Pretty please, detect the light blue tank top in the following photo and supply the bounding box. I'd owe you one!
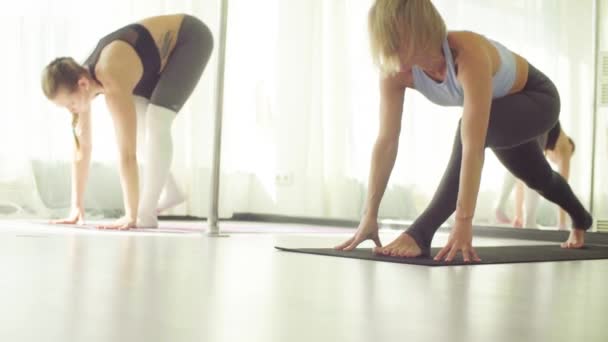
[411,36,516,107]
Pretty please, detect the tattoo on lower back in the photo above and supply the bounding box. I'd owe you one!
[159,31,174,60]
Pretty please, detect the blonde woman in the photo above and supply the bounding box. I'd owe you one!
[42,14,213,229]
[336,0,592,262]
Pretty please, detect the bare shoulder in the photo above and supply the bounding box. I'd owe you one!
[448,31,491,59]
[448,31,485,43]
[381,69,413,91]
[448,31,498,80]
[95,41,143,91]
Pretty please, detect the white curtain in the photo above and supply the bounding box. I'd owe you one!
[0,0,597,226]
[219,0,596,225]
[0,0,220,218]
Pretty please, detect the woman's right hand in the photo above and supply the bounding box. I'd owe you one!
[335,215,382,251]
[51,207,85,225]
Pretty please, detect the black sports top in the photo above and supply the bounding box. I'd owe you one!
[84,24,161,98]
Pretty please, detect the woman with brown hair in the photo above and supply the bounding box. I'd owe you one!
[42,14,213,229]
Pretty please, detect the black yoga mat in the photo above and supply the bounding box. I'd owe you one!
[275,245,608,266]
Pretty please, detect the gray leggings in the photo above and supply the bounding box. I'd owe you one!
[406,64,593,256]
[150,15,214,112]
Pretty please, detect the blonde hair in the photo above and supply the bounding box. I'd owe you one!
[368,0,446,75]
[41,57,88,149]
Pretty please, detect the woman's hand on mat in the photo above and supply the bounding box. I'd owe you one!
[51,208,85,225]
[434,218,481,263]
[97,217,136,230]
[335,216,382,251]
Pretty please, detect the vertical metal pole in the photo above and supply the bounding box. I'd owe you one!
[590,0,600,220]
[207,0,229,237]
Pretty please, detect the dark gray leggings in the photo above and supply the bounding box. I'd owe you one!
[406,64,593,256]
[150,15,214,112]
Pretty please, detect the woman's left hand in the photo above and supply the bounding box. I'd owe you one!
[97,217,136,230]
[434,218,481,263]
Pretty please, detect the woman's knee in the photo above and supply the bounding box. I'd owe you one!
[522,169,554,192]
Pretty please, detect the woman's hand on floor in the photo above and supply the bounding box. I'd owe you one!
[335,215,382,251]
[434,218,481,263]
[51,207,85,225]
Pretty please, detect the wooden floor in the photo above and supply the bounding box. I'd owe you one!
[0,220,606,342]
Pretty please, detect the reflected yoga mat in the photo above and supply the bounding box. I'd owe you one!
[275,245,608,266]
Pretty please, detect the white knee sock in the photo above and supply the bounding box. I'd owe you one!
[157,173,186,213]
[134,96,183,214]
[134,96,150,160]
[137,104,177,228]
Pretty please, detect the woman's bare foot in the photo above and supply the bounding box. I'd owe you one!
[495,209,511,224]
[561,228,585,249]
[512,216,523,229]
[373,233,422,258]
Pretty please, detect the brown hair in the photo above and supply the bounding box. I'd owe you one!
[369,0,447,75]
[41,57,88,149]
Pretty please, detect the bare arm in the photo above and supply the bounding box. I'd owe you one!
[364,75,406,218]
[53,110,93,224]
[335,73,406,250]
[71,110,93,212]
[434,37,493,262]
[105,89,139,224]
[94,41,142,227]
[454,44,493,222]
